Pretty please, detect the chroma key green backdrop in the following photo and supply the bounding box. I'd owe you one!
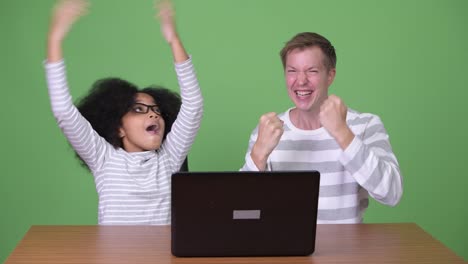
[0,0,466,262]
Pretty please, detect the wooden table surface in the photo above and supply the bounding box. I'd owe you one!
[5,223,464,264]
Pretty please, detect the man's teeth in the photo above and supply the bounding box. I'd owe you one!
[295,91,312,96]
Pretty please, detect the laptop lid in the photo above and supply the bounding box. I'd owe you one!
[171,171,320,257]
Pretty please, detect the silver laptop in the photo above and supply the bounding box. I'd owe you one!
[171,171,320,257]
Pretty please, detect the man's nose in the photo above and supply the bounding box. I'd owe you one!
[297,71,308,85]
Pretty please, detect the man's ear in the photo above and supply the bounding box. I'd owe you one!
[327,68,336,86]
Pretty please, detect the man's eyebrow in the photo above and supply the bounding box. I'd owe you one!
[285,66,319,70]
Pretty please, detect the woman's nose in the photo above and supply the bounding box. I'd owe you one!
[149,113,159,119]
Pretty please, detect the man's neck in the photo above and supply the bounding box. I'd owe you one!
[289,108,321,130]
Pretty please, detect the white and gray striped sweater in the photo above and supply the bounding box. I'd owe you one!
[45,57,203,225]
[241,108,403,223]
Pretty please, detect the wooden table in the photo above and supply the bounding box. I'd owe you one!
[5,223,464,263]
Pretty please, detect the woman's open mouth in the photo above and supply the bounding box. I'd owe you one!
[146,124,159,135]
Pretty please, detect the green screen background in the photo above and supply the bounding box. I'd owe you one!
[1,0,467,261]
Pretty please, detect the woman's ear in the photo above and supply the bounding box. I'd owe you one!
[119,127,125,138]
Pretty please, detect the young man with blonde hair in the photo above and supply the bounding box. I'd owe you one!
[241,32,403,224]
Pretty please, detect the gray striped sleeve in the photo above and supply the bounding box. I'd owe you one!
[45,60,111,173]
[341,114,403,206]
[161,56,203,171]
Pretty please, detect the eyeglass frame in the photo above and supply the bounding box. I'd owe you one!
[129,103,162,115]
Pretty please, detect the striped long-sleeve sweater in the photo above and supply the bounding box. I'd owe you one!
[45,57,203,225]
[241,108,402,224]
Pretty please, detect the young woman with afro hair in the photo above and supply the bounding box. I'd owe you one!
[44,0,203,225]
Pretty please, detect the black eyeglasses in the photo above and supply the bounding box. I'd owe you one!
[130,103,161,115]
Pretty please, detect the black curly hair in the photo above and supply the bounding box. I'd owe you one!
[75,77,182,165]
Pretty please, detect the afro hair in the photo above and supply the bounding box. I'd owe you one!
[74,77,183,169]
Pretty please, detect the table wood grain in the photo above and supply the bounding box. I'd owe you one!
[5,223,464,264]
